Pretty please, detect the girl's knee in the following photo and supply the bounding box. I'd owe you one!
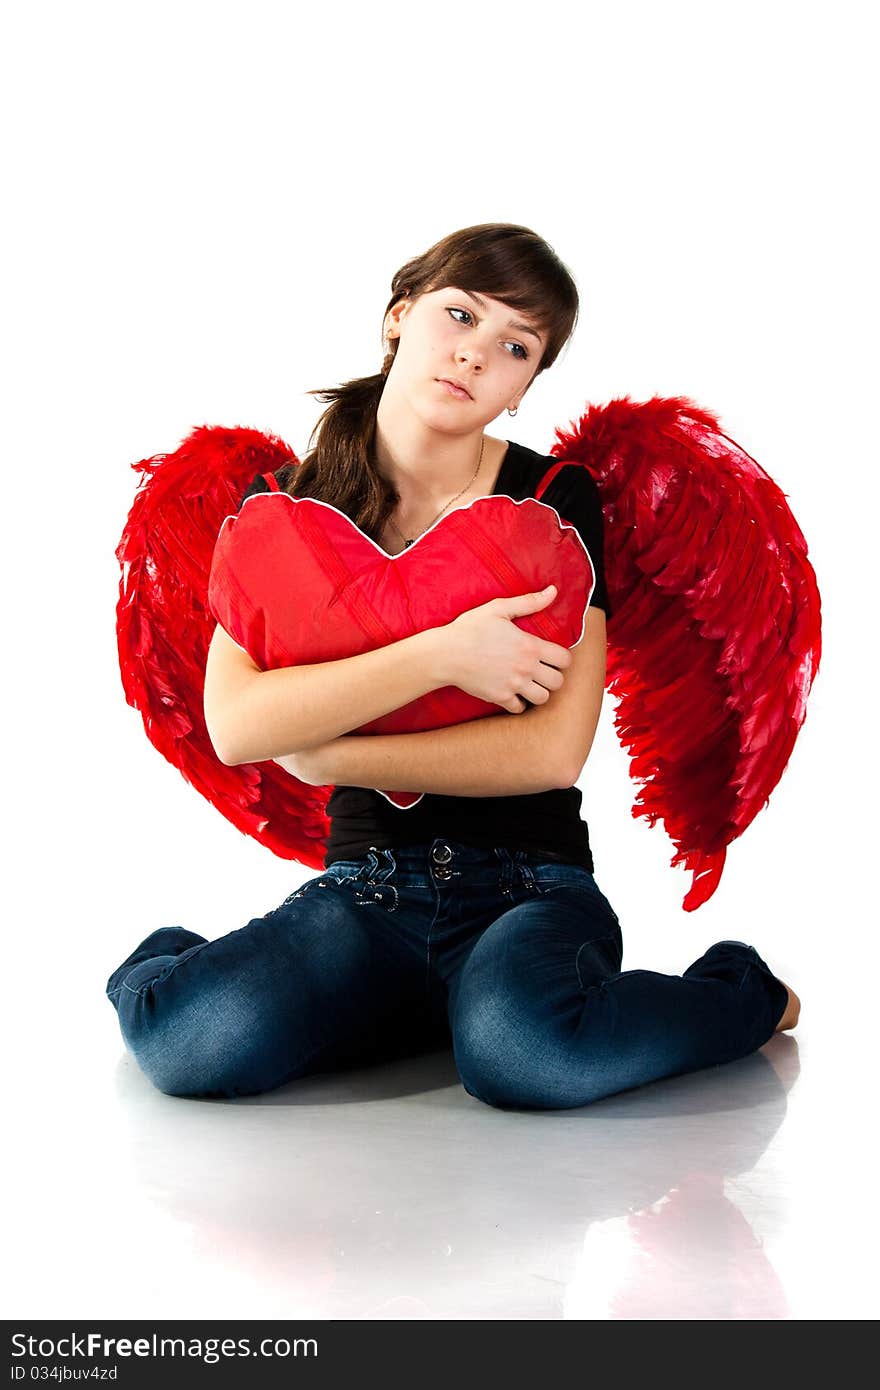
[452,987,542,1108]
[130,1028,315,1099]
[452,981,614,1111]
[113,977,318,1099]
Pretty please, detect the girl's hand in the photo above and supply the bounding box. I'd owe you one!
[443,584,571,713]
[272,744,336,786]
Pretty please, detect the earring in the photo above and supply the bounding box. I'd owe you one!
[507,405,518,416]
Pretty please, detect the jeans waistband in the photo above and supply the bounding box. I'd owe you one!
[328,840,569,896]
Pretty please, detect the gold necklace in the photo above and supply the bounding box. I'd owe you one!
[387,435,485,549]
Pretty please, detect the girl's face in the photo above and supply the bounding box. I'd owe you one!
[384,285,545,425]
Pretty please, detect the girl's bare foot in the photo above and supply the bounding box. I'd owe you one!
[775,981,801,1031]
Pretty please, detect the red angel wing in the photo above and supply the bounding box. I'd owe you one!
[115,423,332,870]
[547,394,822,911]
[116,400,822,910]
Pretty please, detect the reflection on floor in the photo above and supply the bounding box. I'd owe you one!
[13,1018,874,1321]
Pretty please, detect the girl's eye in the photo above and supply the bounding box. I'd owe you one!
[446,306,529,360]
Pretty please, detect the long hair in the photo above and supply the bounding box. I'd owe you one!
[278,222,580,541]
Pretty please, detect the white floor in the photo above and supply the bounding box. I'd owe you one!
[7,940,875,1321]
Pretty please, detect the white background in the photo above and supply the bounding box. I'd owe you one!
[3,0,876,1321]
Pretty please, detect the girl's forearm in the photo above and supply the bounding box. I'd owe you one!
[310,713,568,797]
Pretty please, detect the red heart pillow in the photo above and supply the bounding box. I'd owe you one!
[207,492,595,806]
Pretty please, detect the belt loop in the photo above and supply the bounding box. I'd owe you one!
[493,846,515,897]
[517,858,539,894]
[352,847,400,912]
[361,847,396,887]
[374,848,396,885]
[358,848,381,885]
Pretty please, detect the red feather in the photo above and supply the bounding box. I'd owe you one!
[115,423,331,871]
[549,394,822,909]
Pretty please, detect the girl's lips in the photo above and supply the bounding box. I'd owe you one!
[437,378,472,400]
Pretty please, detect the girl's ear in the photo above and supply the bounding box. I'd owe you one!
[386,294,413,339]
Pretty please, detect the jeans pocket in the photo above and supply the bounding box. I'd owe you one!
[524,864,621,925]
[528,864,600,897]
[279,876,333,907]
[328,850,403,913]
[351,878,401,913]
[280,864,400,913]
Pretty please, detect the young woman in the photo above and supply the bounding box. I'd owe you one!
[106,222,799,1106]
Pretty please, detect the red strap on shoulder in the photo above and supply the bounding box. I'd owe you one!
[533,460,568,500]
[261,472,281,491]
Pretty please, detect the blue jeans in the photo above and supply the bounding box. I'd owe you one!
[105,839,789,1108]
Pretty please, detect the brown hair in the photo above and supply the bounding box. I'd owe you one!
[278,222,579,541]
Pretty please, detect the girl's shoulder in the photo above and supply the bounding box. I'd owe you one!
[237,463,298,510]
[499,439,587,501]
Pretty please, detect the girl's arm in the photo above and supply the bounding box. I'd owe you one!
[274,708,569,797]
[275,607,606,796]
[205,620,451,765]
